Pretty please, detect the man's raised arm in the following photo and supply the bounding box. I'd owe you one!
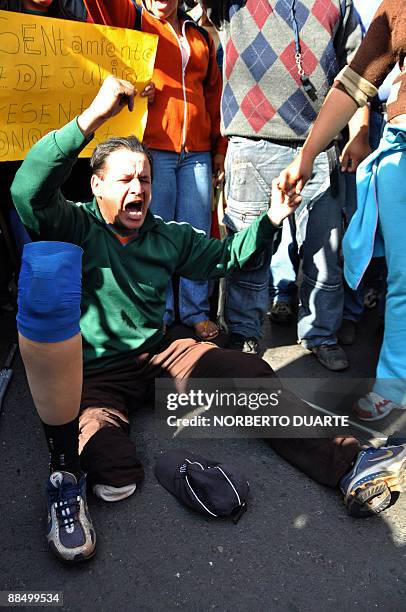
[11,77,136,243]
[77,76,135,137]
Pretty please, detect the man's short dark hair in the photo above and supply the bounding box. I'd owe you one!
[90,136,154,182]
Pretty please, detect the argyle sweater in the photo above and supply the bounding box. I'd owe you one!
[203,0,361,142]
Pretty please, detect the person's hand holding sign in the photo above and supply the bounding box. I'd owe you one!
[78,76,136,137]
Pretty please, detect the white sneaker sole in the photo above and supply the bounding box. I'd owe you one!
[345,447,406,502]
[92,483,137,502]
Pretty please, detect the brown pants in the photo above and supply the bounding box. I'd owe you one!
[79,325,360,488]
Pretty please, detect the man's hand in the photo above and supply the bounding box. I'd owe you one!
[277,151,314,197]
[212,153,225,187]
[267,179,301,227]
[141,82,156,105]
[77,76,136,137]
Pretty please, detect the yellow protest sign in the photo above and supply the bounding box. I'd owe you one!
[0,10,158,161]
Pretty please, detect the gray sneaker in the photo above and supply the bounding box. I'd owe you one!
[46,471,96,563]
[311,344,348,371]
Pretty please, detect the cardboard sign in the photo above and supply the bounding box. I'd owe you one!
[0,9,158,160]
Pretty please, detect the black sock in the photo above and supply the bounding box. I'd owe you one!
[41,417,82,479]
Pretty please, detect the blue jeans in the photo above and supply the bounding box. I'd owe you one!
[342,172,364,322]
[269,215,299,303]
[224,137,344,347]
[369,109,387,151]
[149,149,212,326]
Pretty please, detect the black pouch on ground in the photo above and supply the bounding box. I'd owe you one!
[155,449,249,522]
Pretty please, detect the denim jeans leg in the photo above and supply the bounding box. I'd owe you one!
[269,216,299,304]
[149,150,178,325]
[175,151,213,326]
[223,138,293,338]
[343,172,364,322]
[369,110,386,151]
[295,148,344,348]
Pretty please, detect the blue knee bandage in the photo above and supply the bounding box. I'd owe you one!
[17,241,83,342]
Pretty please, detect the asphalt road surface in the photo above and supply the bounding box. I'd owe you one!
[1,306,405,612]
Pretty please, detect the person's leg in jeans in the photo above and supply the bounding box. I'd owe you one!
[150,150,217,338]
[340,172,365,345]
[224,138,294,351]
[175,151,215,335]
[17,242,95,563]
[149,150,178,326]
[295,147,347,371]
[224,138,347,367]
[268,216,299,324]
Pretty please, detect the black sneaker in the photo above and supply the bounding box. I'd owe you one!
[46,471,96,563]
[269,301,294,324]
[228,333,259,355]
[311,343,348,371]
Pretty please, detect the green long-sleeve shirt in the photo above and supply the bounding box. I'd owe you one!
[12,119,277,370]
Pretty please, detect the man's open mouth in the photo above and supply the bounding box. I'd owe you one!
[124,201,144,216]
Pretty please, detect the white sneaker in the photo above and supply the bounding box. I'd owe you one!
[354,392,402,421]
[92,483,137,502]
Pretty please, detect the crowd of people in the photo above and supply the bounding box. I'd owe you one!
[0,0,405,564]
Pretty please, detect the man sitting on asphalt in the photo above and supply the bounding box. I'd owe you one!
[12,76,406,564]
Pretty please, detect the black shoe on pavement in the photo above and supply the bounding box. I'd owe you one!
[337,319,357,345]
[311,344,348,371]
[228,333,259,355]
[269,301,294,324]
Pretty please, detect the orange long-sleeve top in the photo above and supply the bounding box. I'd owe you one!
[84,0,227,156]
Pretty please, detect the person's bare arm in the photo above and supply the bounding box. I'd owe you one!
[340,105,371,173]
[278,87,358,195]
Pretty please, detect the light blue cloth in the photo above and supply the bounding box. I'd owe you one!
[343,124,406,290]
[372,138,406,405]
[343,124,406,404]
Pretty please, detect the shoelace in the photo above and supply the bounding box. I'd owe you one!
[50,483,81,531]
